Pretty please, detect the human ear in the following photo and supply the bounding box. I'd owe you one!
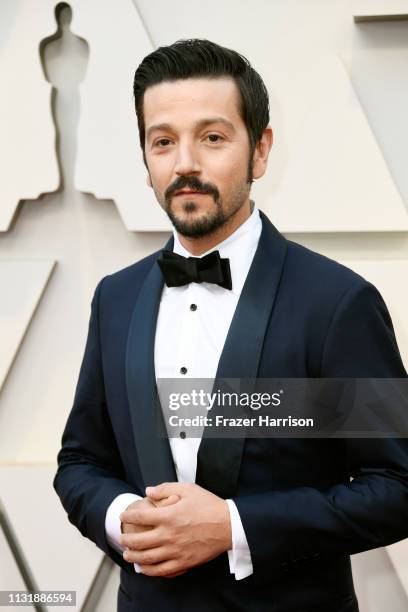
[146,173,152,188]
[252,126,273,180]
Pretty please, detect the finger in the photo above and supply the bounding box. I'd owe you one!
[146,482,182,500]
[121,521,154,536]
[152,494,180,508]
[120,527,164,551]
[120,506,166,527]
[123,545,172,565]
[140,559,184,578]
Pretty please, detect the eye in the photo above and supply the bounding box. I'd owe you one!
[154,138,172,148]
[205,134,224,143]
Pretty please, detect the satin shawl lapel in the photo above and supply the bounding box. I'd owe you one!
[125,235,178,488]
[196,212,288,498]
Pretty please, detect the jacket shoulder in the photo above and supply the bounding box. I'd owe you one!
[284,238,372,297]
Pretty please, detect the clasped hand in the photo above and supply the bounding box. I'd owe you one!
[119,482,232,578]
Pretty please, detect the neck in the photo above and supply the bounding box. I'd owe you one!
[177,199,252,256]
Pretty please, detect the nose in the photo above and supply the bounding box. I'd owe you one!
[174,139,201,176]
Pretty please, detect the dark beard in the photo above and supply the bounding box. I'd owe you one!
[166,200,228,238]
[162,171,251,238]
[164,175,225,238]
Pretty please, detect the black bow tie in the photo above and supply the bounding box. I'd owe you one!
[157,249,232,290]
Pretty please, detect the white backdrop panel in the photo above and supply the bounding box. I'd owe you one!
[0,466,103,612]
[70,0,169,231]
[354,0,408,20]
[0,1,59,232]
[269,55,408,232]
[387,540,408,600]
[0,260,55,392]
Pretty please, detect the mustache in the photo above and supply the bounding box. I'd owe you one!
[164,176,220,202]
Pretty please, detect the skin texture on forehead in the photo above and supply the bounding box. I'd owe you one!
[143,76,246,143]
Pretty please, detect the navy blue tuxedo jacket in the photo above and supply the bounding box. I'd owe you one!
[54,211,408,612]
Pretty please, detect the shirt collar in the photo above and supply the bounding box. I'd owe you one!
[171,201,262,295]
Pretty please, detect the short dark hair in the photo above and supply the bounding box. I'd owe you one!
[133,39,270,163]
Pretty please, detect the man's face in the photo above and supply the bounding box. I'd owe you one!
[143,77,253,238]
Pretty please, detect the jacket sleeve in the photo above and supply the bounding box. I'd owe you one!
[233,279,408,579]
[53,278,140,573]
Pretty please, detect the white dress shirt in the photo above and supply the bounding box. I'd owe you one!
[105,202,262,580]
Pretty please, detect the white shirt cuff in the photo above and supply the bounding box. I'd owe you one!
[104,492,143,574]
[226,499,253,580]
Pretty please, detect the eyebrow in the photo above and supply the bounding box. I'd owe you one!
[146,117,236,140]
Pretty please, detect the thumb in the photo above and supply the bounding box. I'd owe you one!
[146,482,179,499]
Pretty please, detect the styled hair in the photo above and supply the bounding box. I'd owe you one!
[133,39,270,163]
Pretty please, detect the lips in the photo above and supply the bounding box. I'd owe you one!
[174,189,207,196]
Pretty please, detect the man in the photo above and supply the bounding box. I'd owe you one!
[54,39,408,611]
